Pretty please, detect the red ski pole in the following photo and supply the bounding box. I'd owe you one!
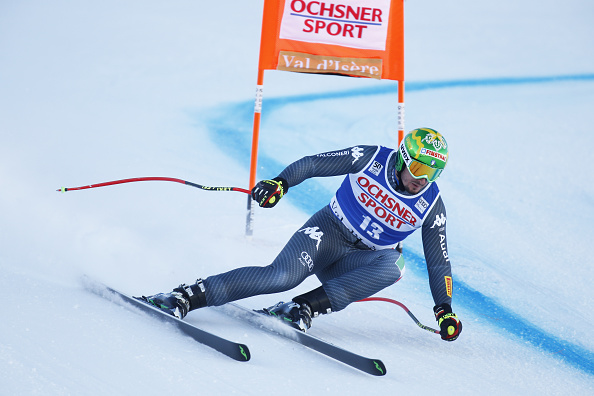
[57,177,251,194]
[358,297,440,334]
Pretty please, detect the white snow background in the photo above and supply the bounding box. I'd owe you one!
[1,0,593,394]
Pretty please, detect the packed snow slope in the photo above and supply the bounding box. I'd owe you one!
[1,1,593,395]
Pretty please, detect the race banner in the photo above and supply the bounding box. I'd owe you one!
[246,0,405,236]
[258,0,404,80]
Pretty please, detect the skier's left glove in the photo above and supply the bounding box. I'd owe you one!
[251,177,288,208]
[433,303,462,341]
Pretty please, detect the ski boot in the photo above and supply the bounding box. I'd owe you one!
[260,301,313,331]
[260,286,333,332]
[137,279,207,320]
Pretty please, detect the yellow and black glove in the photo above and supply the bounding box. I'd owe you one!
[434,303,462,341]
[251,177,288,208]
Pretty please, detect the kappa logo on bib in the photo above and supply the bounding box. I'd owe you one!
[279,0,392,50]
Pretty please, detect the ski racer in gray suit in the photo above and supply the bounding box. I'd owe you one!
[142,128,462,341]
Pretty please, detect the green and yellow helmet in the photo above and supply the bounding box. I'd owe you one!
[396,128,449,182]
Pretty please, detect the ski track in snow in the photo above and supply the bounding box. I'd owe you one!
[203,73,594,377]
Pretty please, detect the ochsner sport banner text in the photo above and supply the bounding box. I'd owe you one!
[279,0,391,50]
[258,0,404,80]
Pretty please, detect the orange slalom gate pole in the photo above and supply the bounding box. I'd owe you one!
[246,69,265,237]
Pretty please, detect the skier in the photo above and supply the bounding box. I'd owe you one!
[141,127,462,341]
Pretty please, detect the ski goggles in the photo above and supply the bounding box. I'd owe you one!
[406,158,443,182]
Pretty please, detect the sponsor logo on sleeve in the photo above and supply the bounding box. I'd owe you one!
[439,233,449,262]
[351,146,364,163]
[317,150,350,158]
[445,276,453,297]
[430,213,446,229]
[316,147,364,163]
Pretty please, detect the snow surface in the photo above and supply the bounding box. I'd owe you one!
[1,0,593,395]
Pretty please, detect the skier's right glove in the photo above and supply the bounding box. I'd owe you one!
[433,303,462,341]
[251,177,288,208]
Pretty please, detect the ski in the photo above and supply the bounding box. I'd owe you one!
[82,277,250,362]
[218,303,386,376]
